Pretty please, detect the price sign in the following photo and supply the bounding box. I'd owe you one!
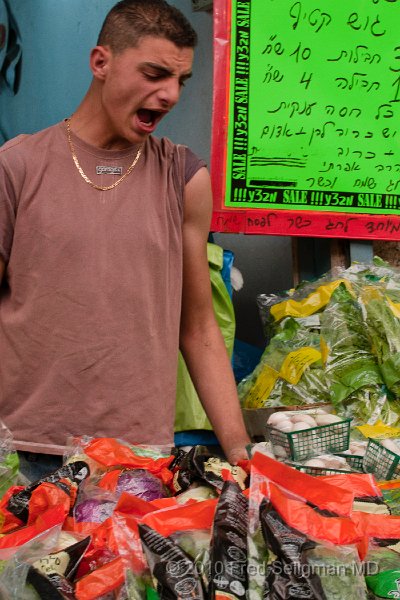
[211,0,400,239]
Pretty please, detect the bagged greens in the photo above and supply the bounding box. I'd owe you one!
[364,546,400,599]
[238,318,330,409]
[248,258,400,425]
[320,283,397,426]
[360,286,400,406]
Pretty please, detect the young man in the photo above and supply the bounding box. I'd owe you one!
[0,0,250,478]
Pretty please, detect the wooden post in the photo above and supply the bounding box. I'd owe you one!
[329,238,349,271]
[373,241,400,267]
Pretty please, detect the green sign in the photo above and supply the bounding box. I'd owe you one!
[226,0,400,214]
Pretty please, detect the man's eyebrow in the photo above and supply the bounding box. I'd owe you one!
[140,62,193,80]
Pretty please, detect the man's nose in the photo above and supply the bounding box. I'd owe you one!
[159,79,181,108]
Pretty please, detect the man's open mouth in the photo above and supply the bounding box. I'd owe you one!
[137,108,163,126]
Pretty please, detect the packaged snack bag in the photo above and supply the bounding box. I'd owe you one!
[27,536,91,599]
[209,481,248,600]
[170,445,248,495]
[6,461,90,524]
[139,498,216,598]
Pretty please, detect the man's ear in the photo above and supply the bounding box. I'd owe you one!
[90,46,111,80]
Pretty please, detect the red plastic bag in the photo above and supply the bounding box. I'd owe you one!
[75,556,125,600]
[319,472,382,500]
[268,482,362,546]
[84,438,174,485]
[251,451,354,516]
[0,505,66,557]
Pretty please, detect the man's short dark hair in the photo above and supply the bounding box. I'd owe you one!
[97,0,198,53]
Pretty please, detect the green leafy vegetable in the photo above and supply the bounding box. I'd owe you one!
[238,319,330,409]
[320,284,394,425]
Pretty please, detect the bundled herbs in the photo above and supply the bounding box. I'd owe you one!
[320,283,396,426]
[361,287,400,408]
[241,259,400,426]
[257,276,346,340]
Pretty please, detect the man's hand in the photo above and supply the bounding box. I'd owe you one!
[224,441,251,465]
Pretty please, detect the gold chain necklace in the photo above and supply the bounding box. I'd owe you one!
[66,118,143,191]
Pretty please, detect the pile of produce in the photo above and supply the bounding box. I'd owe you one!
[1,422,400,599]
[240,258,400,427]
[0,431,251,600]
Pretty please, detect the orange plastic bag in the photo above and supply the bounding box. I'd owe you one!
[75,556,125,600]
[251,451,354,516]
[268,482,362,546]
[84,438,174,485]
[0,505,66,557]
[319,472,382,499]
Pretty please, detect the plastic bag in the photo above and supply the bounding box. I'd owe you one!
[0,523,66,597]
[257,275,350,339]
[321,283,396,426]
[253,458,368,599]
[360,286,400,408]
[247,450,356,600]
[364,542,400,599]
[26,536,91,598]
[5,461,90,527]
[238,318,330,409]
[209,481,248,600]
[0,421,19,500]
[170,445,248,495]
[139,499,216,599]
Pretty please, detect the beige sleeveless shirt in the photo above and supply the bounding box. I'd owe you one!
[0,122,199,453]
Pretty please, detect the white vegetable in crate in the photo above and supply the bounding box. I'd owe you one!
[320,455,347,469]
[291,414,318,427]
[314,414,343,426]
[272,445,288,459]
[275,419,293,432]
[304,458,326,468]
[308,430,327,455]
[291,421,313,432]
[381,438,400,455]
[304,454,347,470]
[343,441,367,456]
[267,412,290,427]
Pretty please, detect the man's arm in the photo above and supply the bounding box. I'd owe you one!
[0,256,4,281]
[179,167,250,464]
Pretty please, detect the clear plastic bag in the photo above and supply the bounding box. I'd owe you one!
[0,421,20,499]
[321,283,397,426]
[238,318,330,409]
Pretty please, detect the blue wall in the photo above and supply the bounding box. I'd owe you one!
[0,0,214,161]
